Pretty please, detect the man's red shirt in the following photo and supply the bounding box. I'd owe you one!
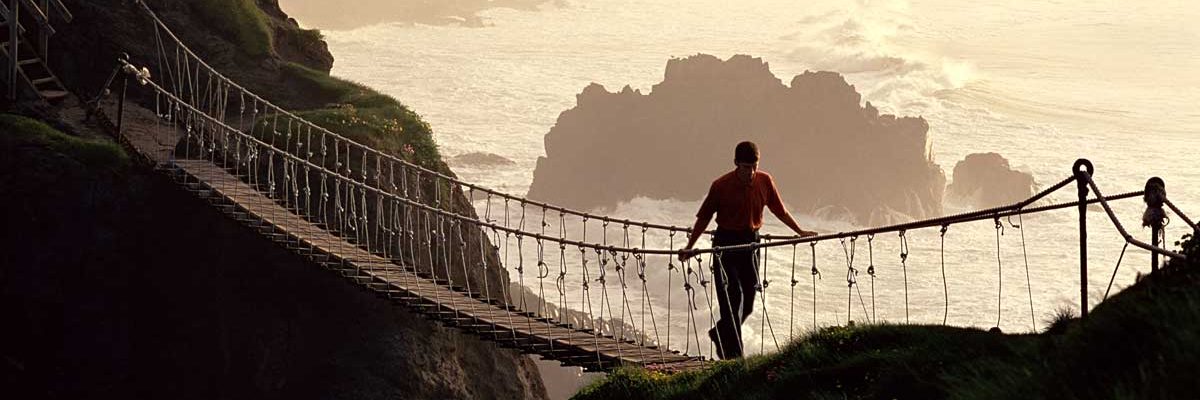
[696,170,786,232]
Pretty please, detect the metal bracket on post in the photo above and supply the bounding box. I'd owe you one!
[1143,177,1167,273]
[1074,159,1093,320]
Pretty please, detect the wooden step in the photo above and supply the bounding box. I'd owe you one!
[35,87,69,104]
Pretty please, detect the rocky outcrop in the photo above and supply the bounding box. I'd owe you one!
[946,152,1036,209]
[449,151,517,167]
[56,0,333,110]
[527,54,945,225]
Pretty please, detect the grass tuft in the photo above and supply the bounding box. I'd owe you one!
[0,114,129,171]
[277,62,443,171]
[191,0,273,57]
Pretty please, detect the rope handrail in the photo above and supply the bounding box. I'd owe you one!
[1081,174,1186,260]
[138,71,1176,260]
[1165,199,1198,232]
[142,75,1168,261]
[143,72,1153,259]
[129,0,694,234]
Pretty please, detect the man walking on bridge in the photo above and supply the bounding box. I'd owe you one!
[679,141,818,359]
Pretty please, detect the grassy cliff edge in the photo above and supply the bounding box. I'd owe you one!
[576,235,1200,399]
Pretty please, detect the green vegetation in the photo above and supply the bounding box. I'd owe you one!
[577,237,1200,399]
[0,114,129,171]
[192,0,273,57]
[279,62,444,171]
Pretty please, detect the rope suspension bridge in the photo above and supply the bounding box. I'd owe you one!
[79,0,1196,373]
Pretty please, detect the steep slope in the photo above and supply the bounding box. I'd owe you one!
[2,0,548,397]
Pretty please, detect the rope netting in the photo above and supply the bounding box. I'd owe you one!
[109,0,1196,367]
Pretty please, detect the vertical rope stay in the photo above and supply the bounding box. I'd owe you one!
[1017,213,1037,331]
[840,236,871,325]
[940,225,949,325]
[665,230,676,359]
[867,234,876,324]
[760,244,779,352]
[994,218,1004,328]
[810,242,820,331]
[899,230,910,324]
[1103,243,1130,302]
[788,243,798,340]
[712,250,737,359]
[700,253,722,361]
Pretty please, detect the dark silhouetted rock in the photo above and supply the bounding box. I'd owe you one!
[449,151,517,167]
[527,54,945,225]
[947,152,1036,209]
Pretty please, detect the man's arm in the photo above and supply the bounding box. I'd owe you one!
[681,183,719,261]
[682,214,712,255]
[765,175,817,237]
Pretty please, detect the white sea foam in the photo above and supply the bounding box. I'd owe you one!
[321,0,1200,357]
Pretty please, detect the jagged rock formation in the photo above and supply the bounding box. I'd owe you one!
[527,54,945,225]
[946,152,1036,209]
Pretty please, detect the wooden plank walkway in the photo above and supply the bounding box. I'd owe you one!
[164,158,707,372]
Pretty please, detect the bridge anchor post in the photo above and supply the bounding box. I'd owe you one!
[1143,177,1167,273]
[1075,159,1093,320]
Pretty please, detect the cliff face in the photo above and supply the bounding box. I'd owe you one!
[2,1,547,398]
[55,0,333,110]
[0,124,543,398]
[527,54,945,225]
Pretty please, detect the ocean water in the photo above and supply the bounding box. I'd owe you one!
[318,0,1199,357]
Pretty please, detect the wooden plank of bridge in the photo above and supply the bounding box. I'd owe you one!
[170,159,706,371]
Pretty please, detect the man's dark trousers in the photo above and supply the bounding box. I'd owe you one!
[710,229,759,359]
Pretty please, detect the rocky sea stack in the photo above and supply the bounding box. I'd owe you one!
[527,54,945,225]
[947,152,1037,209]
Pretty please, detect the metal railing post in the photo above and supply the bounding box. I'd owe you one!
[1143,177,1166,273]
[1075,159,1093,319]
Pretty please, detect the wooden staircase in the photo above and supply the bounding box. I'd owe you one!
[0,0,71,103]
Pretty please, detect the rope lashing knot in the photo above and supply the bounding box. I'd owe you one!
[810,242,821,278]
[866,234,876,276]
[1143,177,1168,229]
[633,252,647,280]
[995,217,1005,236]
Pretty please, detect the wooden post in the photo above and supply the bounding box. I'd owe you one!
[1074,159,1093,319]
[1144,177,1166,273]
